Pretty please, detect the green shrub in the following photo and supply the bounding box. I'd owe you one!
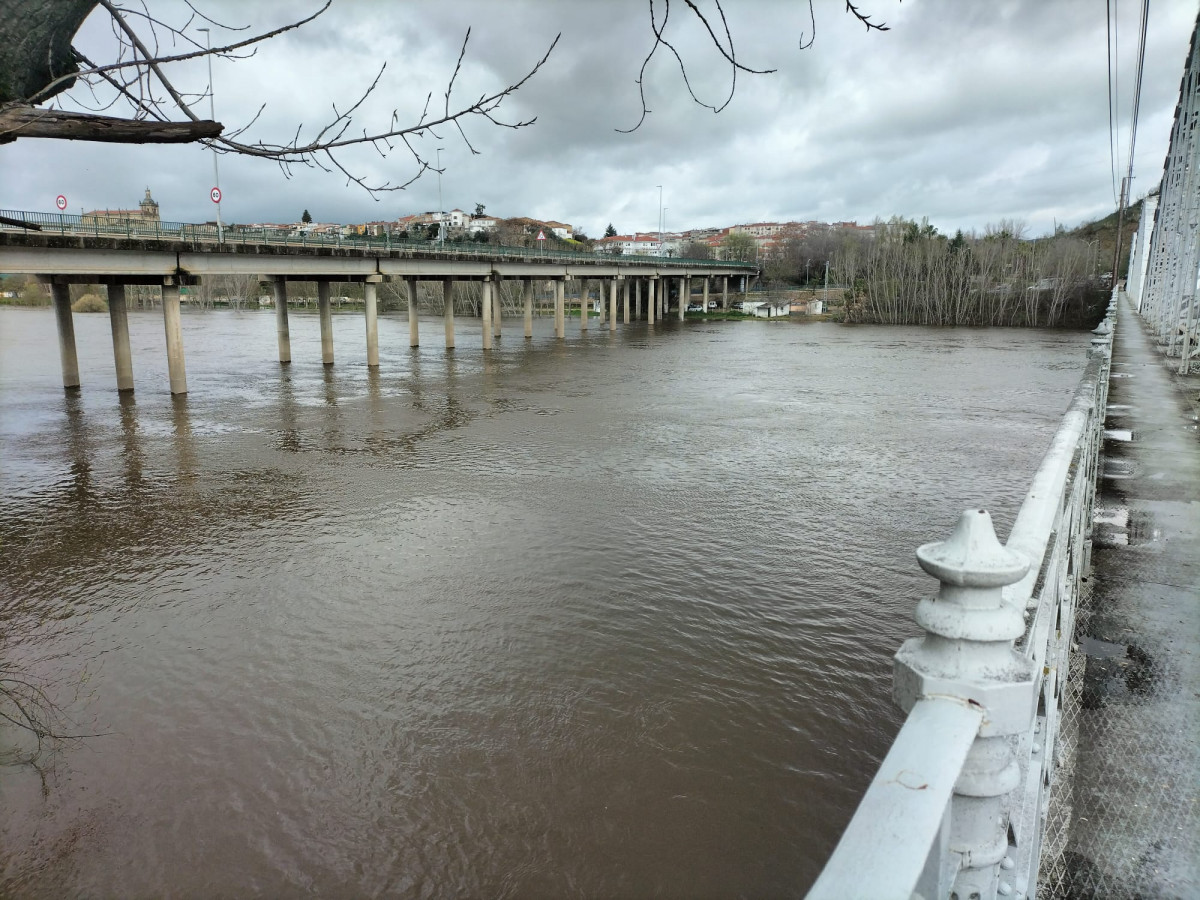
[72,293,108,313]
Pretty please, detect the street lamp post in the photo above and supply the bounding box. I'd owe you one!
[436,147,445,246]
[197,28,223,243]
[663,208,668,256]
[656,185,663,258]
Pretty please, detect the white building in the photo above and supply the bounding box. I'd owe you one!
[750,299,791,318]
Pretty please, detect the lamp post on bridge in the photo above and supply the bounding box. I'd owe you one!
[197,28,223,244]
[656,185,663,258]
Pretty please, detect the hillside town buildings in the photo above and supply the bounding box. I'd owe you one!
[71,190,872,263]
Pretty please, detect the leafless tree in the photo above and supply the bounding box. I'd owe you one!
[834,217,1102,328]
[1,0,560,197]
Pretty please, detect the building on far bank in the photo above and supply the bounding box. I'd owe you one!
[82,188,160,225]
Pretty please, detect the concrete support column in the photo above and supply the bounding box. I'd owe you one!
[596,282,605,325]
[555,280,566,338]
[482,278,494,350]
[648,278,656,324]
[678,276,687,320]
[635,279,643,320]
[51,282,81,390]
[162,282,188,395]
[623,278,631,325]
[492,280,502,339]
[107,283,134,391]
[523,279,534,339]
[443,277,456,349]
[609,279,618,332]
[317,280,334,365]
[702,276,710,313]
[660,280,668,319]
[272,280,292,363]
[722,275,729,310]
[580,281,589,332]
[406,276,419,347]
[364,275,381,367]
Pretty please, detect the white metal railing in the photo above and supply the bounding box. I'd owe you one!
[1135,14,1200,374]
[808,298,1115,900]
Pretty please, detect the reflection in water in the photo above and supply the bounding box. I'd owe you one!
[0,308,1092,898]
[117,393,143,486]
[171,396,196,478]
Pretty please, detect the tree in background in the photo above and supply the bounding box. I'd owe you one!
[681,240,711,260]
[604,223,618,237]
[301,209,312,224]
[474,203,486,217]
[720,231,756,262]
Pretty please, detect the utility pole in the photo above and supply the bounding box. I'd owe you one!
[436,147,445,246]
[198,27,223,243]
[1111,175,1131,288]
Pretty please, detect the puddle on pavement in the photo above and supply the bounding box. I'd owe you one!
[1092,506,1159,548]
[1080,637,1159,708]
[1102,459,1136,480]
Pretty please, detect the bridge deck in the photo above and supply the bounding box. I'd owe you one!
[1049,292,1200,896]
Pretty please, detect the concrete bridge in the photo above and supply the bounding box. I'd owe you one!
[0,217,757,396]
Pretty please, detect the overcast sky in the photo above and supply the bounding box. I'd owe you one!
[3,0,1196,237]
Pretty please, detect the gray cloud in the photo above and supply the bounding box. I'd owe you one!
[2,0,1194,237]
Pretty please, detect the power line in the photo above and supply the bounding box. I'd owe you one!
[1125,0,1150,189]
[1106,0,1119,204]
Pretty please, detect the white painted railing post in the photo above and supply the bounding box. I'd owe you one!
[894,510,1037,900]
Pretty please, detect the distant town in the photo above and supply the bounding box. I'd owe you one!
[78,189,876,262]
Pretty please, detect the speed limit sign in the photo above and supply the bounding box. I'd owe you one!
[56,194,67,210]
[210,186,222,204]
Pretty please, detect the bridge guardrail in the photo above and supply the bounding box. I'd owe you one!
[807,294,1115,900]
[0,209,756,271]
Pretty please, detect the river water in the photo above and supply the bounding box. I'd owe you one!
[0,306,1089,897]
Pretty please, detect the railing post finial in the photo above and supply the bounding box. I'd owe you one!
[895,509,1036,900]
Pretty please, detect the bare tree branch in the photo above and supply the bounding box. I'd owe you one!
[618,0,893,132]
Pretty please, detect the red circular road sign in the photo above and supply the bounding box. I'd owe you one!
[210,186,222,204]
[56,194,67,210]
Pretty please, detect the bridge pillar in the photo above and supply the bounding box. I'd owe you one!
[482,277,494,350]
[443,277,456,349]
[623,278,631,325]
[317,280,334,365]
[647,278,656,324]
[161,281,188,395]
[523,279,534,339]
[554,279,565,339]
[677,276,687,320]
[492,278,502,340]
[580,281,589,332]
[722,275,729,310]
[702,276,709,312]
[609,279,618,332]
[51,281,80,390]
[660,279,668,319]
[596,281,605,326]
[271,279,291,363]
[634,279,642,320]
[364,275,381,367]
[107,283,134,391]
[406,276,419,347]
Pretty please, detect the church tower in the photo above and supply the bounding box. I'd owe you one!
[139,187,160,222]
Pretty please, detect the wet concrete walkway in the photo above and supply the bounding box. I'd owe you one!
[1060,293,1200,897]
